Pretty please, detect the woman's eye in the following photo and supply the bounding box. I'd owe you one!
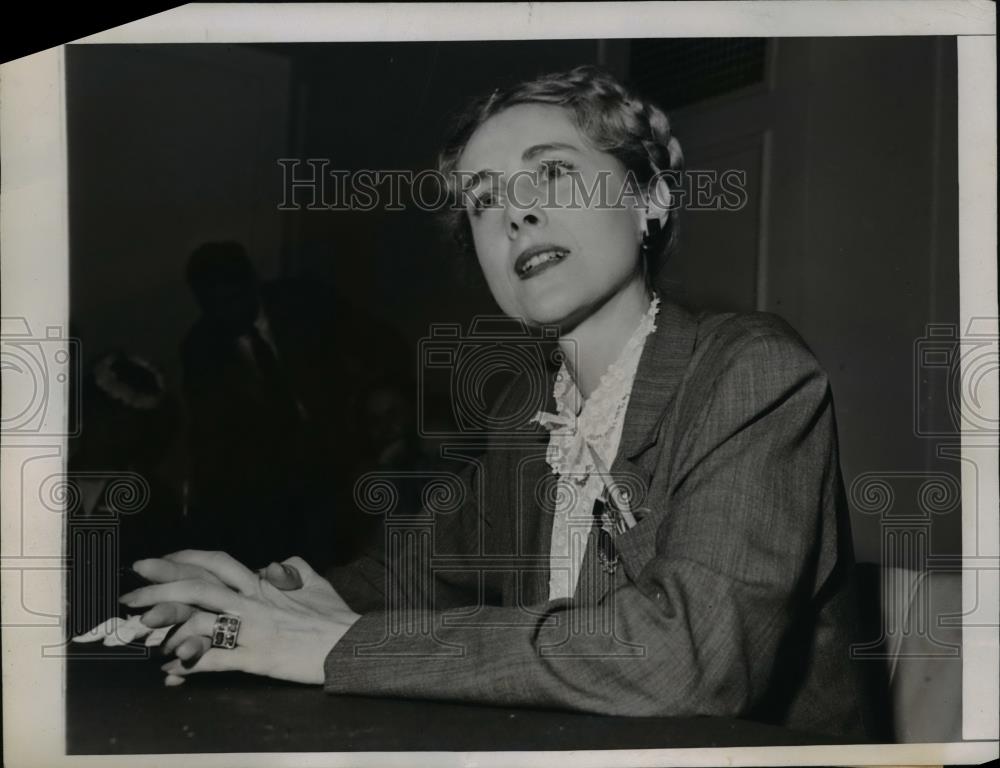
[470,196,489,217]
[470,192,499,218]
[541,160,573,180]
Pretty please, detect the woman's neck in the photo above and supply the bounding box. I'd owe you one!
[557,276,651,399]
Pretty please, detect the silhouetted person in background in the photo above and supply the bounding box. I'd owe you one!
[181,242,308,567]
[181,241,393,568]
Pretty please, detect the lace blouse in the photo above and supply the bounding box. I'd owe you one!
[532,296,661,600]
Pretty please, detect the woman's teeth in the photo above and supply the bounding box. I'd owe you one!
[519,250,566,276]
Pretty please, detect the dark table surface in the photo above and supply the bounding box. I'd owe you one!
[67,644,849,754]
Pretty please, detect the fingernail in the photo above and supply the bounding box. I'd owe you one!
[118,591,135,604]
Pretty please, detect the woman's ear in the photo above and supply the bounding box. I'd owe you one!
[643,177,672,234]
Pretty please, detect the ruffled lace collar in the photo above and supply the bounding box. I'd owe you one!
[532,295,660,482]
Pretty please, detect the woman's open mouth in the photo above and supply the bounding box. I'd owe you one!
[514,245,570,279]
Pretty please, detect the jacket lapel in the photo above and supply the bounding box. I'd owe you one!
[614,299,699,462]
[601,299,699,592]
[508,360,559,608]
[511,300,699,607]
[517,453,556,606]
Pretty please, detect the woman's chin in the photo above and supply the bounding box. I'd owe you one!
[514,291,581,329]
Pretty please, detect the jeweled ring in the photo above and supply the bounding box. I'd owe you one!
[211,614,241,649]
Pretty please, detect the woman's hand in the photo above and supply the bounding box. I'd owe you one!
[122,550,360,686]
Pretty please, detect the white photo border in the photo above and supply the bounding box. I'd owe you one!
[1,3,996,766]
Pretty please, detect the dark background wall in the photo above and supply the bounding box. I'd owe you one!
[66,38,960,564]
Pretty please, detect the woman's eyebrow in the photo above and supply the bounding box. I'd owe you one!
[459,143,579,191]
[522,142,579,161]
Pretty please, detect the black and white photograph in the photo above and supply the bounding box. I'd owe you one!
[1,3,997,766]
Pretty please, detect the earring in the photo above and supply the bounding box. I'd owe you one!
[639,177,671,243]
[647,178,672,228]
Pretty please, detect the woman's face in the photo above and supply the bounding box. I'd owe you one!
[456,104,645,328]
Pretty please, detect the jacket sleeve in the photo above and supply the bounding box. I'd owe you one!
[323,325,842,717]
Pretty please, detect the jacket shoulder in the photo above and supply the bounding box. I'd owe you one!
[690,309,825,379]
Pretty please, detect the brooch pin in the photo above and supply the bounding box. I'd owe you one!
[586,443,639,533]
[597,528,620,575]
[587,444,641,579]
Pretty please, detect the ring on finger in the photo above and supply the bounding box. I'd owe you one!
[210,614,241,650]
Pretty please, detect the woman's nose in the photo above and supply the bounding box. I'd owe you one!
[506,210,544,238]
[504,170,548,240]
[504,176,547,237]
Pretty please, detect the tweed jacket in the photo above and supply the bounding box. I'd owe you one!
[324,299,872,740]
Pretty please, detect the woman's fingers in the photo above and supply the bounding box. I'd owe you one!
[261,561,303,591]
[161,647,252,677]
[132,558,226,587]
[162,550,260,595]
[120,579,242,614]
[174,635,212,665]
[161,610,216,655]
[139,601,196,628]
[282,556,318,585]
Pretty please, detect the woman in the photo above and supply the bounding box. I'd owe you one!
[120,66,873,739]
